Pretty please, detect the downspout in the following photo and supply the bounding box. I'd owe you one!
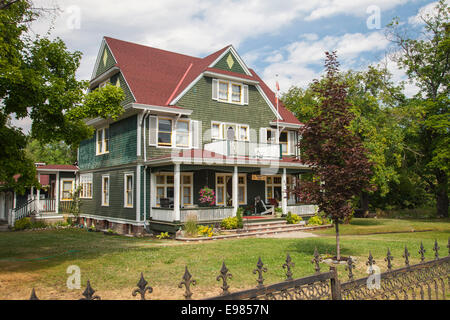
[141,111,151,227]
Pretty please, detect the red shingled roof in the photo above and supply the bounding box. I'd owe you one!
[36,165,78,171]
[102,37,302,126]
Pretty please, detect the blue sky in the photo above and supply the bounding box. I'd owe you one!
[14,0,440,132]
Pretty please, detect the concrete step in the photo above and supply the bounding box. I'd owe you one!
[0,224,10,232]
[242,223,307,233]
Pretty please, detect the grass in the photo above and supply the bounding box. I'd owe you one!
[0,218,449,300]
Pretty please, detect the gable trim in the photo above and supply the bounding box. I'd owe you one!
[255,85,283,120]
[169,73,204,106]
[208,46,252,76]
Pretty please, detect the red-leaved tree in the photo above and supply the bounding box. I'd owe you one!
[295,52,374,260]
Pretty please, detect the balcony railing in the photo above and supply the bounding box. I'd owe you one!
[204,140,282,160]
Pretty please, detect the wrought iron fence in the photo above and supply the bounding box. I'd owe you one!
[27,238,450,300]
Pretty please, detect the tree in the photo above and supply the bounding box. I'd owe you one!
[25,139,77,165]
[283,66,405,212]
[386,0,449,217]
[294,52,374,260]
[0,1,125,194]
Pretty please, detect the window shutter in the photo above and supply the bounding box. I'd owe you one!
[288,131,296,155]
[149,116,158,146]
[259,128,267,144]
[212,79,218,100]
[243,85,249,105]
[191,120,202,149]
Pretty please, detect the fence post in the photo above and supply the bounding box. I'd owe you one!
[330,266,342,300]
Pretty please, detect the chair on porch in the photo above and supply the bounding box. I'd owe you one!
[254,196,273,216]
[160,198,173,209]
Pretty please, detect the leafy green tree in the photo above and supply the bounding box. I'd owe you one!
[283,66,405,211]
[0,1,125,194]
[25,139,77,165]
[386,0,449,217]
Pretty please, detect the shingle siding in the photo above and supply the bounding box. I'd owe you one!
[78,115,138,170]
[213,52,247,75]
[95,45,116,78]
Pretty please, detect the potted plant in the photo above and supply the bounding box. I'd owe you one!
[198,187,216,207]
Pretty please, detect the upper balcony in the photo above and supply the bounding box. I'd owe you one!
[204,140,282,160]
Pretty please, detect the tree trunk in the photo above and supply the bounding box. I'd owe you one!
[335,222,341,261]
[360,192,369,215]
[436,170,448,217]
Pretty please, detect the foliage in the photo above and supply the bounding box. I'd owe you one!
[0,1,124,194]
[156,232,170,240]
[236,208,244,229]
[25,139,77,165]
[183,214,198,237]
[13,217,32,231]
[198,187,216,206]
[293,52,374,259]
[220,217,238,230]
[307,215,324,226]
[286,212,302,225]
[197,225,214,237]
[386,0,449,217]
[68,186,82,217]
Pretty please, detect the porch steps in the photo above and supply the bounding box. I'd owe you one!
[176,221,332,242]
[0,221,9,232]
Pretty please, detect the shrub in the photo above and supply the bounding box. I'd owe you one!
[31,220,48,229]
[286,212,302,225]
[156,232,170,240]
[236,208,244,229]
[220,217,238,230]
[307,215,323,226]
[14,218,32,231]
[184,214,198,237]
[197,225,214,237]
[198,187,216,206]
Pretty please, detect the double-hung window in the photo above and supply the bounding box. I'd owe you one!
[231,84,242,103]
[219,81,229,101]
[213,79,248,105]
[211,122,249,142]
[124,173,133,208]
[102,175,110,206]
[61,180,74,201]
[80,174,93,199]
[96,127,109,155]
[176,120,190,148]
[158,118,172,147]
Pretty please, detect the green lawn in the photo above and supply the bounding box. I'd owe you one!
[0,218,449,300]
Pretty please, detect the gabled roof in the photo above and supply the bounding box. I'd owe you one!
[99,37,302,126]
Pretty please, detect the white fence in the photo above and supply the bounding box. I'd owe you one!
[287,204,318,216]
[151,207,234,223]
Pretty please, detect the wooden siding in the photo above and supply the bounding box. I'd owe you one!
[212,52,247,75]
[78,115,138,170]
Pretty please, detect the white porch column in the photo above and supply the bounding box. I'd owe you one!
[55,171,60,214]
[282,168,288,215]
[174,163,181,222]
[36,173,41,214]
[233,166,239,216]
[150,169,156,218]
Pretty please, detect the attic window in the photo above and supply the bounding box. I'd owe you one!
[212,79,248,105]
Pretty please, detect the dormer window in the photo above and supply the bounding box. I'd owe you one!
[212,79,248,105]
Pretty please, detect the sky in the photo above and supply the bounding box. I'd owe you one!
[13,0,442,132]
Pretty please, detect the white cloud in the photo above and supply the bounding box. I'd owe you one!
[408,1,441,25]
[261,31,390,90]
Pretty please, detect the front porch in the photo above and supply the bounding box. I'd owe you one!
[145,154,316,232]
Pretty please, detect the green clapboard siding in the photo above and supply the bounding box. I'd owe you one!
[95,45,116,78]
[110,73,136,106]
[78,115,137,170]
[80,167,136,221]
[213,52,247,75]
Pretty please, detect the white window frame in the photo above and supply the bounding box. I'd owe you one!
[101,175,110,207]
[96,127,109,155]
[157,117,173,147]
[155,173,193,207]
[124,173,134,208]
[60,179,75,201]
[214,79,246,105]
[154,117,192,149]
[175,119,191,149]
[80,174,93,199]
[265,175,293,203]
[215,173,247,207]
[210,121,250,142]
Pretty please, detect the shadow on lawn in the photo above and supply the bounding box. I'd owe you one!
[349,219,383,226]
[285,238,353,259]
[0,229,164,273]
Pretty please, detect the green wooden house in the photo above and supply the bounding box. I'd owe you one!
[78,37,315,234]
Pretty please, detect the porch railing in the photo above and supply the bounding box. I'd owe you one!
[151,207,235,223]
[204,140,282,160]
[39,199,56,213]
[8,199,36,227]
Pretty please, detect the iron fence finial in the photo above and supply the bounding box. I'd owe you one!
[366,251,376,274]
[217,262,232,295]
[419,242,426,262]
[385,248,394,271]
[179,266,197,300]
[433,240,440,260]
[132,273,153,300]
[345,257,355,280]
[80,280,100,300]
[253,257,267,288]
[312,247,321,273]
[403,246,410,267]
[283,253,295,281]
[29,288,39,300]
